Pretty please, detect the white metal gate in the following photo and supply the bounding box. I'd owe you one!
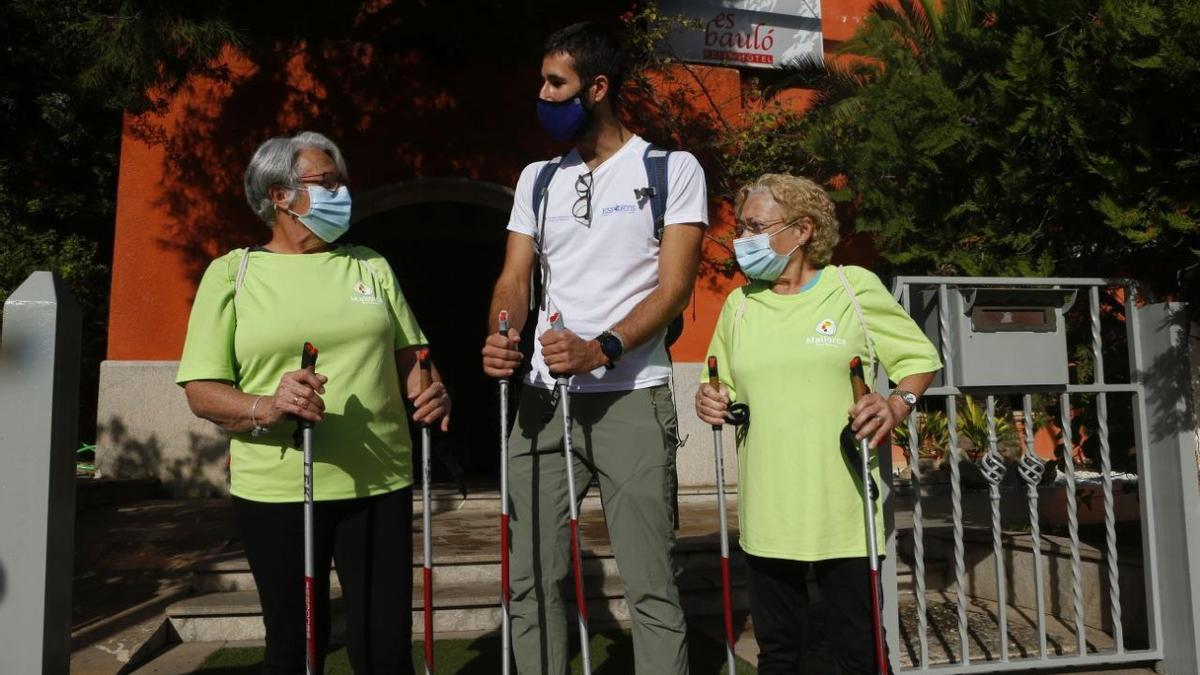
[879,277,1200,673]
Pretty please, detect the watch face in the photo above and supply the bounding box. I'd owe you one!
[899,391,918,404]
[599,334,621,359]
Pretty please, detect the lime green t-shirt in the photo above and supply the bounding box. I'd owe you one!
[704,266,942,561]
[176,245,427,503]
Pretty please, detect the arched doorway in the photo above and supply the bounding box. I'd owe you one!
[348,178,513,489]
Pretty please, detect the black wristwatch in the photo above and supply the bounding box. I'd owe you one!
[595,330,624,369]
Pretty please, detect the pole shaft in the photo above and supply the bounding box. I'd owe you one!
[304,428,316,675]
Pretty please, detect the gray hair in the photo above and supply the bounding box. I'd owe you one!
[243,131,350,225]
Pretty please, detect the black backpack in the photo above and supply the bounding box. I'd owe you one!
[530,143,684,346]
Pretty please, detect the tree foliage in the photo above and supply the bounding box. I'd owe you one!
[778,0,1200,291]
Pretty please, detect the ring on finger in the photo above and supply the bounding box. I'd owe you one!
[292,396,302,407]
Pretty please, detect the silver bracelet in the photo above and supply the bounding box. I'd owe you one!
[250,396,270,437]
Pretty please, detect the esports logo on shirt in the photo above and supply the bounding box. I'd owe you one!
[350,281,383,305]
[807,318,847,347]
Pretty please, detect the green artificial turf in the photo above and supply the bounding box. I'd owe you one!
[194,629,756,674]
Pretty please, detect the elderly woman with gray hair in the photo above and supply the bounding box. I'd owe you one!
[695,174,941,674]
[177,131,449,674]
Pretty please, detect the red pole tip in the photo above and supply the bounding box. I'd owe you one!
[418,347,430,362]
[707,356,717,369]
[849,356,862,369]
[498,310,508,321]
[548,311,560,323]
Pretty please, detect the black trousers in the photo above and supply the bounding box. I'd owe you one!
[746,553,894,675]
[233,488,414,675]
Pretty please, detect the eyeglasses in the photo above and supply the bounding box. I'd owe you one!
[296,171,345,192]
[573,172,593,223]
[734,217,796,238]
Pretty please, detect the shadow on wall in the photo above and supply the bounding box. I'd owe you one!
[1143,305,1195,445]
[130,4,756,295]
[98,416,230,497]
[137,32,559,291]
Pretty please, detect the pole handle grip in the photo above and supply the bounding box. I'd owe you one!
[707,355,720,388]
[849,356,870,402]
[297,343,319,433]
[707,356,722,431]
[549,311,565,332]
[418,348,432,391]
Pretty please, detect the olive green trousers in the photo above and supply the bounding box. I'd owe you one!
[507,384,689,675]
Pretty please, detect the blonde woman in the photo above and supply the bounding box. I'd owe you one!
[695,174,941,674]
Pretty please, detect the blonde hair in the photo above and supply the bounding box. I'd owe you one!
[733,174,840,266]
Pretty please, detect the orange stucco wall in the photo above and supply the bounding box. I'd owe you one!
[107,2,874,363]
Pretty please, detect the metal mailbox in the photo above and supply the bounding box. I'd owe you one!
[911,286,1077,388]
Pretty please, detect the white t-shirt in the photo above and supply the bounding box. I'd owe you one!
[507,135,708,393]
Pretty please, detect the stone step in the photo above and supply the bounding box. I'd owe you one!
[176,490,749,642]
[895,558,951,594]
[414,486,735,514]
[168,577,750,641]
[195,545,746,593]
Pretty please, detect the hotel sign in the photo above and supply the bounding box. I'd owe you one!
[660,0,824,69]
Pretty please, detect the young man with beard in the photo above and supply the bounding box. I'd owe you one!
[481,21,707,675]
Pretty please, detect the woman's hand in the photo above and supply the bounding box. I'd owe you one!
[411,380,451,432]
[695,382,730,427]
[262,368,328,426]
[849,392,906,449]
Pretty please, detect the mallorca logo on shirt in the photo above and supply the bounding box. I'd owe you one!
[350,281,383,305]
[807,317,847,347]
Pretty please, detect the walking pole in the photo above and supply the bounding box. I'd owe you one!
[549,312,592,674]
[497,311,513,675]
[849,356,888,675]
[707,356,738,675]
[419,348,435,675]
[297,342,319,675]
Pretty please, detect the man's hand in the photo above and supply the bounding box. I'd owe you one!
[541,329,607,376]
[482,328,523,378]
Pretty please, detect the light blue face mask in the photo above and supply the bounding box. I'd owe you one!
[733,221,800,281]
[287,184,352,242]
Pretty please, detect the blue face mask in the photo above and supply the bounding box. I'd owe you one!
[287,185,352,242]
[536,96,591,142]
[733,223,800,281]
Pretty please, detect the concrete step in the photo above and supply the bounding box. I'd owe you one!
[414,485,736,515]
[175,489,747,642]
[895,558,950,594]
[169,575,750,641]
[195,544,746,593]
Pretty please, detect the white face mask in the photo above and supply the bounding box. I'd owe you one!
[286,185,352,242]
[733,221,800,281]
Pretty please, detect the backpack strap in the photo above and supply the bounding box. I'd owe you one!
[641,144,670,241]
[234,247,251,300]
[731,285,750,354]
[531,155,566,253]
[834,265,879,385]
[529,155,565,312]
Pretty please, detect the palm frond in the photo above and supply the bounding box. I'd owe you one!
[769,55,877,110]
